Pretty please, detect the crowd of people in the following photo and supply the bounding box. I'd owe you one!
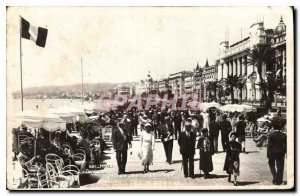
[106,107,287,186]
[13,106,287,187]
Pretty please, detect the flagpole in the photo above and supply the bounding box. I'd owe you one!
[19,16,24,111]
[81,58,83,105]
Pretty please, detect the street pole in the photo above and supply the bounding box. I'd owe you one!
[19,16,24,111]
[81,58,83,105]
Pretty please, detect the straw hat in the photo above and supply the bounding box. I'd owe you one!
[145,123,152,128]
[185,121,192,127]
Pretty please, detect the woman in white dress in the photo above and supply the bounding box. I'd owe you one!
[202,111,209,130]
[140,123,155,173]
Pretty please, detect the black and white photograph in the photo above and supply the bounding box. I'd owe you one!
[6,6,294,190]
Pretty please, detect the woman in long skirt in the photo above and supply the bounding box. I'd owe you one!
[197,128,213,178]
[223,131,242,186]
[140,123,155,173]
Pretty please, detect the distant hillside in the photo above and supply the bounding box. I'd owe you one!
[13,83,118,95]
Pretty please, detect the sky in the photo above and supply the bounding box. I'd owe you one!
[6,6,292,91]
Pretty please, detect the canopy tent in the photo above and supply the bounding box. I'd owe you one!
[50,109,76,123]
[16,119,43,130]
[49,106,88,123]
[82,101,112,114]
[61,106,87,123]
[198,102,221,111]
[14,109,67,132]
[219,104,257,113]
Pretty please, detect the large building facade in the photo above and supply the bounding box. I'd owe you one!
[117,82,136,97]
[217,17,286,104]
[117,17,286,105]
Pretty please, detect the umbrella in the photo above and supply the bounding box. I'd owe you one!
[13,110,66,158]
[197,102,221,111]
[49,108,76,123]
[12,118,43,129]
[83,101,112,114]
[50,106,87,123]
[219,104,257,113]
[15,109,67,132]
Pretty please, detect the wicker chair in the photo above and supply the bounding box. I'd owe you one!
[20,168,29,188]
[45,153,63,168]
[45,162,72,188]
[37,167,50,188]
[73,149,86,172]
[27,165,39,188]
[55,159,80,188]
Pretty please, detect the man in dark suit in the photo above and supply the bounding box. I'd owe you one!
[133,111,139,136]
[123,113,134,140]
[219,114,232,152]
[178,121,196,178]
[160,116,174,164]
[267,117,287,185]
[111,121,132,175]
[235,115,247,152]
[209,116,220,153]
[173,111,182,140]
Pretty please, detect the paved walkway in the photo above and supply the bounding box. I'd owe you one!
[82,134,288,190]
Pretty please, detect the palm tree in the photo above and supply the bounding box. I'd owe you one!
[216,82,224,103]
[236,76,247,103]
[224,75,240,103]
[206,81,219,102]
[247,45,276,107]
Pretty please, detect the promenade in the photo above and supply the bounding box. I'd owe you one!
[82,134,287,190]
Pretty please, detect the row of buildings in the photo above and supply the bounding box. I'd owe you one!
[117,16,287,105]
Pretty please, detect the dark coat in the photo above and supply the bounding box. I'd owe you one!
[133,114,139,125]
[219,120,232,137]
[111,126,131,152]
[160,123,174,143]
[209,121,220,138]
[178,131,196,156]
[174,114,182,127]
[267,130,287,159]
[197,136,213,172]
[223,140,241,174]
[236,120,247,138]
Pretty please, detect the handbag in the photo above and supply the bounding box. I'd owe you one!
[138,151,143,160]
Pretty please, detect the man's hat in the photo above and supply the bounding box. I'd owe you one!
[185,121,192,127]
[145,123,152,128]
[271,116,286,129]
[229,131,237,138]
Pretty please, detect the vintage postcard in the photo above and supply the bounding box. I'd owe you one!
[6,6,294,190]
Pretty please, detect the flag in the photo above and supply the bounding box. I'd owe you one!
[21,17,48,47]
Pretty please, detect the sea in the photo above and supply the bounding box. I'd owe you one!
[10,98,89,114]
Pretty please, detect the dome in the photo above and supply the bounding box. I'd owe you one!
[275,16,286,34]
